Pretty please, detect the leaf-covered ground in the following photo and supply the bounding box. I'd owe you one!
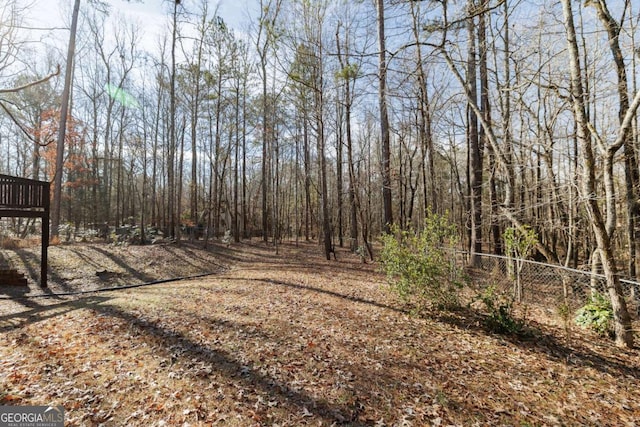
[1,242,227,295]
[1,241,639,426]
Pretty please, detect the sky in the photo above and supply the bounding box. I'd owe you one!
[24,0,256,55]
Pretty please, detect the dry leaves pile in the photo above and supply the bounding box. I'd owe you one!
[1,241,639,426]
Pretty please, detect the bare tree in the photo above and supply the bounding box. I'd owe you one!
[51,0,81,239]
[255,0,283,243]
[465,0,482,265]
[561,0,636,348]
[180,0,213,230]
[335,17,361,252]
[588,0,640,280]
[167,0,181,240]
[288,0,332,259]
[408,0,436,215]
[377,0,393,233]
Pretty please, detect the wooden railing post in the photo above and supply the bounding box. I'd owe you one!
[41,182,50,288]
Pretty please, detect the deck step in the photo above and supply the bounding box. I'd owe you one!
[0,269,28,286]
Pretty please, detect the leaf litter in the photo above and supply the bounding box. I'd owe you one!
[0,241,639,426]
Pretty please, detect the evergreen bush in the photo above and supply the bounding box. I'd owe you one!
[575,292,613,336]
[380,212,464,312]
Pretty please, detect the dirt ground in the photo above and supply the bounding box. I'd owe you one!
[1,241,227,291]
[1,241,639,426]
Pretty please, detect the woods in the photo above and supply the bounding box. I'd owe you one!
[1,1,640,345]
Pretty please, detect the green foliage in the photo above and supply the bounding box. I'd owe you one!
[475,286,525,335]
[504,225,538,302]
[504,225,538,259]
[335,63,360,80]
[380,212,463,312]
[575,292,613,336]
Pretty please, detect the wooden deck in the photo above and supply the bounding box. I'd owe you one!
[0,174,50,287]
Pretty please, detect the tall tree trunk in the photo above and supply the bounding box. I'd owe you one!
[115,108,125,227]
[377,0,393,233]
[317,65,332,260]
[466,0,482,265]
[303,108,311,241]
[241,67,248,239]
[213,71,223,239]
[167,0,179,239]
[501,0,515,212]
[335,23,358,251]
[272,120,279,249]
[336,96,344,247]
[478,2,500,255]
[177,116,185,243]
[590,0,640,280]
[261,56,270,242]
[52,0,80,239]
[409,0,436,214]
[346,103,358,252]
[561,0,634,348]
[256,0,281,243]
[233,80,240,242]
[189,3,209,228]
[346,100,358,249]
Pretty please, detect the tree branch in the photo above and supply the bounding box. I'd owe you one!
[0,65,60,94]
[608,87,640,154]
[0,100,52,146]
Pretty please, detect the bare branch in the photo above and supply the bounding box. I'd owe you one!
[0,101,52,146]
[0,65,60,94]
[608,87,640,153]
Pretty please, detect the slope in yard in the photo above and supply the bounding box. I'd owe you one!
[0,241,639,426]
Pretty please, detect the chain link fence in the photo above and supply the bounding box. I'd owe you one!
[452,250,640,321]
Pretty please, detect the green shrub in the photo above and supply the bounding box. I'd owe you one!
[557,302,572,336]
[475,286,525,335]
[575,292,613,336]
[380,212,464,312]
[503,225,538,303]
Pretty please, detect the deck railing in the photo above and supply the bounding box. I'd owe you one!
[0,174,49,210]
[0,174,50,287]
